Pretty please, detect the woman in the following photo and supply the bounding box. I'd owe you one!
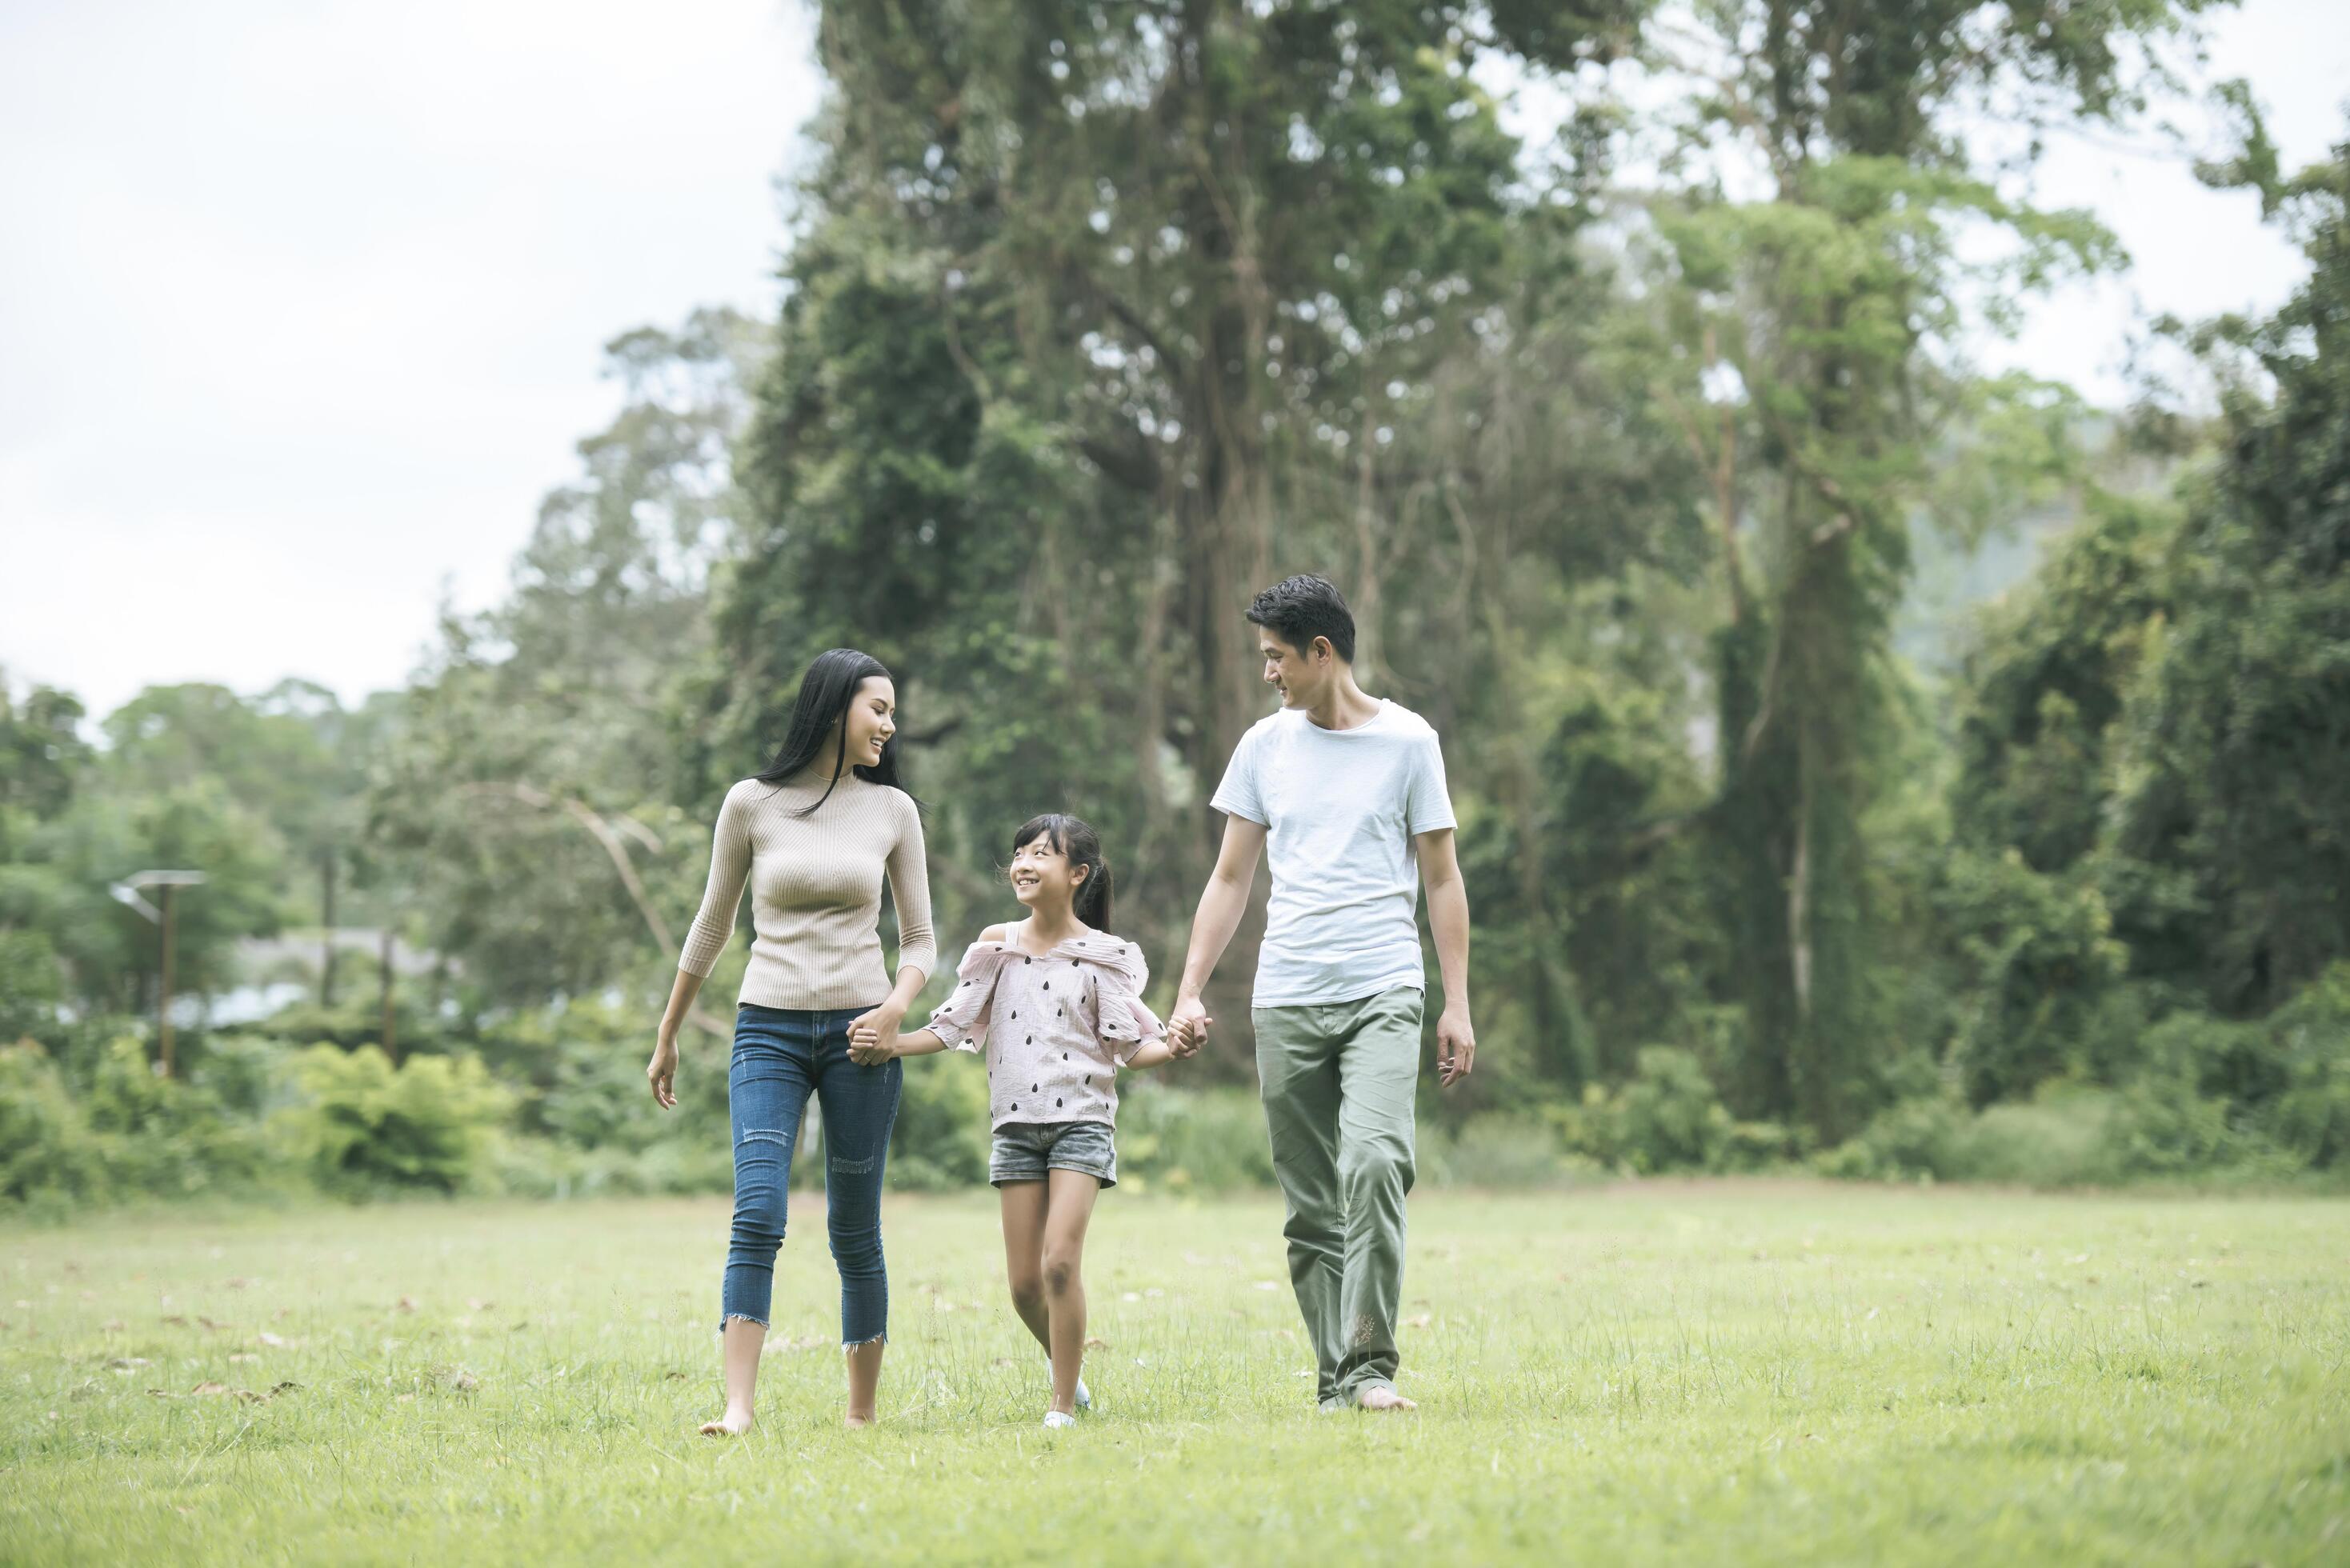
[647,647,936,1435]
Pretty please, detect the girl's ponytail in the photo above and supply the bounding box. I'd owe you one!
[1074,845,1114,932]
[1013,813,1115,934]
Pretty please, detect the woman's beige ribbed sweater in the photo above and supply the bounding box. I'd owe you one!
[677,771,938,1010]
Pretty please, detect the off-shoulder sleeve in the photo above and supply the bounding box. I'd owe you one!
[1089,966,1167,1067]
[925,942,1011,1054]
[678,782,754,977]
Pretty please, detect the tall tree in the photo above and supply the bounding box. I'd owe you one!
[374,310,771,1010]
[1643,0,2221,1138]
[719,0,1651,1059]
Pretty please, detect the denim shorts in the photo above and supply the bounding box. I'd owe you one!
[990,1119,1118,1188]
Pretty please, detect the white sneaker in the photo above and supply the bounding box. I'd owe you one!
[1042,1410,1078,1430]
[1046,1356,1091,1411]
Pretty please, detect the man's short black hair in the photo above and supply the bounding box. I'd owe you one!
[1247,574,1356,664]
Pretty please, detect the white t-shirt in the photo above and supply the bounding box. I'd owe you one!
[1210,699,1456,1007]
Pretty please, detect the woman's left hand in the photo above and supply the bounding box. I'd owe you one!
[847,1007,901,1066]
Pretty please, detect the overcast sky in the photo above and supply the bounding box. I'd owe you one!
[2,0,2344,723]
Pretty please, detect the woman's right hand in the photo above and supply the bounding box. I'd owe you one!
[647,1034,679,1109]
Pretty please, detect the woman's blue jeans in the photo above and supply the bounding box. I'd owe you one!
[721,1002,902,1345]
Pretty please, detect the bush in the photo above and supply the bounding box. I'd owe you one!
[890,1054,992,1191]
[494,1134,734,1200]
[1936,848,2132,1106]
[1966,1093,2124,1185]
[0,1036,285,1210]
[1421,1113,1603,1189]
[1816,1094,1973,1181]
[186,1032,297,1119]
[1553,1047,1792,1174]
[2267,965,2350,1170]
[0,927,64,1041]
[1820,1083,2306,1188]
[86,1035,277,1195]
[1115,1083,1275,1194]
[2100,1075,2256,1178]
[281,1045,510,1196]
[0,1044,110,1207]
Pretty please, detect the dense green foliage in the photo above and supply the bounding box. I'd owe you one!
[5,10,2349,1206]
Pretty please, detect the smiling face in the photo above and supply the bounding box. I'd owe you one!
[836,675,897,769]
[1008,829,1088,916]
[1259,630,1334,710]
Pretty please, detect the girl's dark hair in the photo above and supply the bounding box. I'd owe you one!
[755,648,905,815]
[1014,814,1113,932]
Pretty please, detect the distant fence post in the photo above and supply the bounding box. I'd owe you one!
[110,870,207,1078]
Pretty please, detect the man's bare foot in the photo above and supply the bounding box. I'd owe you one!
[698,1406,755,1436]
[1355,1385,1417,1412]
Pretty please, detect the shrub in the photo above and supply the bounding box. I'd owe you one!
[85,1035,276,1195]
[0,927,63,1041]
[281,1045,510,1196]
[2267,964,2350,1170]
[1115,1083,1275,1194]
[0,1044,110,1207]
[186,1032,296,1119]
[1936,849,2130,1106]
[2100,1075,2254,1178]
[1421,1113,1603,1189]
[494,1134,734,1200]
[1558,1047,1759,1174]
[889,1054,992,1191]
[1815,1095,1972,1182]
[1966,1092,2123,1186]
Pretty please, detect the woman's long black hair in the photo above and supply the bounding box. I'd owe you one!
[755,648,907,816]
[1013,813,1114,932]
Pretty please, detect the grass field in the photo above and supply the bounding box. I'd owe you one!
[3,1183,2346,1564]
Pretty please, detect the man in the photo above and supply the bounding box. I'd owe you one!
[1167,574,1474,1414]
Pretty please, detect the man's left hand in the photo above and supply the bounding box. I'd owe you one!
[1435,1006,1475,1087]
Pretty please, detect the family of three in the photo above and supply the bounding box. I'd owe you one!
[643,574,1476,1434]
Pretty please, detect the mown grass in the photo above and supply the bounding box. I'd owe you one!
[3,1183,2346,1564]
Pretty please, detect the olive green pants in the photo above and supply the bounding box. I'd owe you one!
[1252,987,1422,1406]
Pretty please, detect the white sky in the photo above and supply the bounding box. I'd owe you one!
[2,0,2344,723]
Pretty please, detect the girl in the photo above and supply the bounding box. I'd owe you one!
[647,647,937,1437]
[850,814,1179,1429]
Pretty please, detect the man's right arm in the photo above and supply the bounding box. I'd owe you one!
[1169,815,1266,1053]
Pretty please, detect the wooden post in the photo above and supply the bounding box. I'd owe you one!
[158,882,178,1078]
[380,925,398,1066]
[320,850,338,1006]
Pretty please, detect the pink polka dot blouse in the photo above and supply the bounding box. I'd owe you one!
[923,929,1166,1130]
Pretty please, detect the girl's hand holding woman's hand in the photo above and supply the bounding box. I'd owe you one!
[847,1006,901,1066]
[647,1033,679,1109]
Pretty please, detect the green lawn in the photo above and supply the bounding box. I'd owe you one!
[2,1184,2345,1564]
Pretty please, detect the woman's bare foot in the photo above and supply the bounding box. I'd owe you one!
[1356,1385,1417,1412]
[843,1410,875,1430]
[698,1406,755,1436]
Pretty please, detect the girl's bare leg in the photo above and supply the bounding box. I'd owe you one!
[699,1318,766,1435]
[999,1181,1052,1351]
[1040,1168,1102,1417]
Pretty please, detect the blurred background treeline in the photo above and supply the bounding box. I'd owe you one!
[5,0,2348,1211]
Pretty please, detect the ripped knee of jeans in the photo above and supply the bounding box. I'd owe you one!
[828,1149,878,1177]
